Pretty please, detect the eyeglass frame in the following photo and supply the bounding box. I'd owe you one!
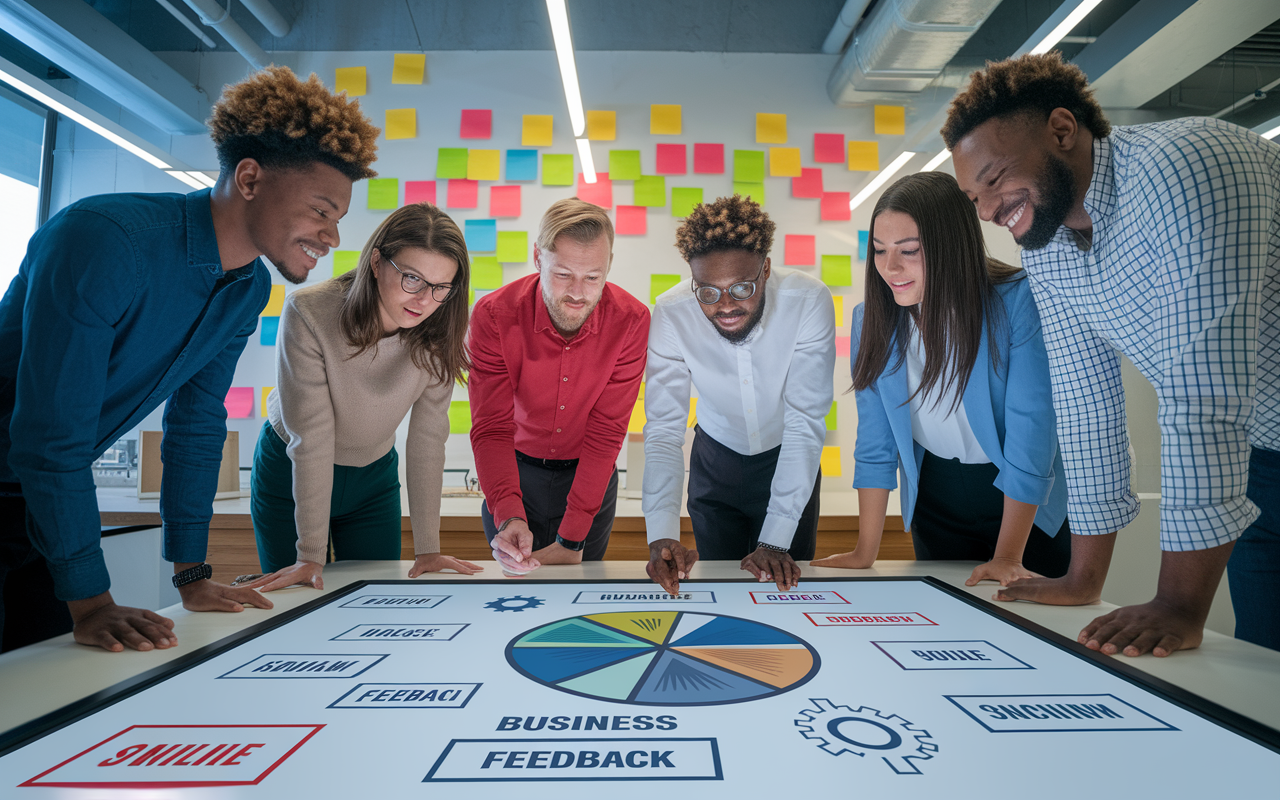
[384,255,455,302]
[690,260,766,305]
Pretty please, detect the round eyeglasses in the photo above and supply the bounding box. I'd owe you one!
[386,257,455,302]
[691,261,765,305]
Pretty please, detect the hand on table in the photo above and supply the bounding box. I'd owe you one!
[646,538,699,596]
[1078,600,1205,658]
[179,575,274,612]
[741,546,799,592]
[492,518,540,576]
[811,549,876,570]
[993,573,1104,606]
[408,552,484,577]
[966,558,1041,587]
[241,561,325,593]
[67,592,176,653]
[532,541,584,566]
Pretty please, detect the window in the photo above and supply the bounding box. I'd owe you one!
[0,85,49,294]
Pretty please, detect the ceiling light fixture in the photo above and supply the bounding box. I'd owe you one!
[1028,0,1106,55]
[546,0,586,137]
[850,151,917,211]
[166,170,208,190]
[576,138,597,184]
[921,150,951,172]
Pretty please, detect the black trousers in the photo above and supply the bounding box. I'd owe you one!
[687,426,820,561]
[0,487,74,652]
[481,458,618,561]
[911,450,1071,578]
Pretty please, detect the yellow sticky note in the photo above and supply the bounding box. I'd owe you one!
[821,446,843,477]
[650,104,681,135]
[874,105,906,135]
[392,53,426,85]
[628,399,647,434]
[262,284,285,316]
[587,110,616,141]
[522,114,553,147]
[334,66,366,97]
[385,108,416,140]
[848,141,879,171]
[467,149,501,181]
[756,113,787,144]
[261,386,274,418]
[769,147,802,177]
[833,295,845,327]
[687,397,698,428]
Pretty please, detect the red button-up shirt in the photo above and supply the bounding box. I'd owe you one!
[468,273,649,542]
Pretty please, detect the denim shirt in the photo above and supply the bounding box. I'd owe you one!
[0,189,271,601]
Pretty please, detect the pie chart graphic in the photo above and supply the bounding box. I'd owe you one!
[506,611,820,706]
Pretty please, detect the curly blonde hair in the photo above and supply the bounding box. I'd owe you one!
[674,194,775,263]
[208,65,380,180]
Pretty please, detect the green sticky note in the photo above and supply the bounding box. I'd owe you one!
[333,250,360,276]
[496,230,528,263]
[448,400,472,434]
[368,178,398,210]
[671,187,703,217]
[471,256,503,289]
[822,254,853,287]
[650,273,680,304]
[634,175,666,207]
[733,149,765,182]
[437,148,469,179]
[542,153,575,186]
[733,180,764,206]
[825,401,838,431]
[609,150,641,180]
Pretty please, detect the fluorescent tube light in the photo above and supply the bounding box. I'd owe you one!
[921,150,951,172]
[546,0,586,137]
[186,170,218,188]
[849,151,917,211]
[1029,0,1105,55]
[166,170,207,190]
[576,138,596,184]
[1260,123,1280,140]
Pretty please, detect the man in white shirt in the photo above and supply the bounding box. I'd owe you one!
[642,195,836,593]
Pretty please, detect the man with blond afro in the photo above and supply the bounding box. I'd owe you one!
[0,66,379,653]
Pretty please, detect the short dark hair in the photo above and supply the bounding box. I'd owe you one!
[942,51,1111,149]
[674,194,774,262]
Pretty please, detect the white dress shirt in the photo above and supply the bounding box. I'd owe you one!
[906,323,990,465]
[642,266,836,548]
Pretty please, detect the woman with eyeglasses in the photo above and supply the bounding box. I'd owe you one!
[812,172,1070,588]
[247,203,482,593]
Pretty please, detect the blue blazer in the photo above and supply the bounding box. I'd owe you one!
[850,277,1067,535]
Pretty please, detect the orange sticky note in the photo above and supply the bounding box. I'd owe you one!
[587,110,617,141]
[650,104,681,135]
[820,445,843,477]
[467,149,501,181]
[334,67,366,97]
[385,108,416,140]
[874,105,906,135]
[262,284,285,316]
[756,113,787,144]
[261,386,274,418]
[769,147,802,177]
[392,53,426,85]
[848,141,879,171]
[522,115,553,146]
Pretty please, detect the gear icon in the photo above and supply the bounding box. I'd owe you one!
[484,595,545,612]
[795,698,937,775]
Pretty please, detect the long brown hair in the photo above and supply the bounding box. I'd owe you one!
[851,171,1021,411]
[337,202,471,385]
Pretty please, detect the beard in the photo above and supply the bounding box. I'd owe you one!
[1016,154,1077,251]
[267,252,310,285]
[542,283,599,336]
[712,288,767,344]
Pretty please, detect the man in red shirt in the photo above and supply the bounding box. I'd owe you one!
[469,198,649,571]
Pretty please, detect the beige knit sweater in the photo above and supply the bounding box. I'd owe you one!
[266,280,451,563]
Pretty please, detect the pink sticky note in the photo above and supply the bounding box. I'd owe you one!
[835,335,851,358]
[577,171,613,209]
[460,109,492,139]
[490,185,521,217]
[693,143,725,174]
[447,179,479,209]
[814,133,845,163]
[821,191,851,222]
[405,180,437,206]
[655,143,687,175]
[225,387,254,418]
[784,234,816,266]
[616,205,646,235]
[793,168,823,199]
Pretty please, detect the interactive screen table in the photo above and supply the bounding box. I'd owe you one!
[1,577,1275,797]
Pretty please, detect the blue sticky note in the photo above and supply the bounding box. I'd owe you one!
[858,230,869,261]
[259,316,279,346]
[465,219,498,252]
[506,149,538,182]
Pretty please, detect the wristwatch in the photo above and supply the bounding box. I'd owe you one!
[757,541,790,554]
[555,534,586,552]
[172,562,213,588]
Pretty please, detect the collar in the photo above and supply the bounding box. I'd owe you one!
[185,189,226,277]
[1081,134,1117,227]
[531,275,604,341]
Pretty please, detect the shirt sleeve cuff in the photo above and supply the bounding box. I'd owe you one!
[162,523,210,565]
[46,550,111,602]
[491,497,528,531]
[994,463,1054,507]
[852,460,898,490]
[757,514,797,551]
[644,510,682,545]
[1067,494,1141,537]
[1159,496,1258,551]
[557,508,594,543]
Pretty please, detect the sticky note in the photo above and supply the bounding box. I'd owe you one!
[821,191,851,221]
[496,231,528,263]
[437,148,469,179]
[769,147,802,177]
[577,171,613,209]
[733,150,765,183]
[262,284,285,316]
[490,185,521,217]
[448,401,472,434]
[447,179,478,209]
[656,143,687,175]
[522,114,553,146]
[334,66,366,97]
[460,109,492,139]
[542,153,574,186]
[833,295,845,327]
[733,180,764,206]
[259,317,279,346]
[650,274,681,303]
[506,150,538,181]
[465,219,498,252]
[875,104,906,135]
[368,178,398,210]
[628,399,647,433]
[466,149,500,181]
[822,254,853,287]
[650,104,681,135]
[633,175,666,207]
[587,110,616,141]
[671,187,703,218]
[848,141,879,171]
[405,180,436,206]
[814,133,844,163]
[333,250,359,276]
[756,113,787,144]
[694,143,725,174]
[261,387,274,418]
[793,167,823,198]
[471,256,503,289]
[687,397,698,428]
[392,53,426,84]
[609,150,642,181]
[820,445,843,477]
[225,387,254,419]
[385,108,416,140]
[784,234,815,266]
[858,230,869,260]
[825,401,838,431]
[836,336,851,358]
[616,205,646,235]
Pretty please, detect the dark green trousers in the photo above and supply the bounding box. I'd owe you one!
[250,421,403,573]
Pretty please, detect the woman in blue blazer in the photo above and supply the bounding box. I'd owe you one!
[813,172,1069,585]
